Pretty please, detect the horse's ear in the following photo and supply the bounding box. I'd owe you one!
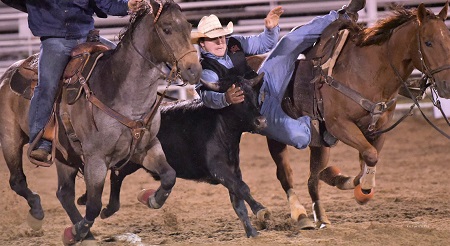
[417,3,427,25]
[148,0,161,17]
[438,1,449,21]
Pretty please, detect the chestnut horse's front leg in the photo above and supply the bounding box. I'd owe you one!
[324,120,381,204]
[266,137,315,229]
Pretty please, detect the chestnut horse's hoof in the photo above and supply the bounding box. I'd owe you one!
[298,214,316,230]
[319,166,341,186]
[27,212,44,231]
[62,226,77,246]
[354,184,374,205]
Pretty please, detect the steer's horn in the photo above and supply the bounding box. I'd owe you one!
[200,78,221,92]
[249,72,265,87]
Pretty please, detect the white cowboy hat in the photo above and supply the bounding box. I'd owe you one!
[191,14,233,43]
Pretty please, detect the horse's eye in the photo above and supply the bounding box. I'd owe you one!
[425,41,432,47]
[163,28,172,34]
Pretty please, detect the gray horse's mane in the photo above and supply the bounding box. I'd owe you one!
[118,0,178,42]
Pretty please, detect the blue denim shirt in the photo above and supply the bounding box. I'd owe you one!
[25,0,129,39]
[196,26,280,109]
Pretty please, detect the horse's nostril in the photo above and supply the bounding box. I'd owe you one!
[255,117,267,129]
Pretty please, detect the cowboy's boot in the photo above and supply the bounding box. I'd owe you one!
[30,148,51,162]
[344,0,366,22]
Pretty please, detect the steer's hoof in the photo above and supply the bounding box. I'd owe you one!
[354,184,374,205]
[62,226,77,246]
[27,212,44,231]
[256,208,271,221]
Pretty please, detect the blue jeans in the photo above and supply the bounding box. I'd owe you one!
[29,37,85,150]
[258,11,339,149]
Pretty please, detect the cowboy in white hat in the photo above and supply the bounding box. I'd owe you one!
[194,0,366,150]
[193,6,284,108]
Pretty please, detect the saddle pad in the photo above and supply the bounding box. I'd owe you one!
[10,54,39,100]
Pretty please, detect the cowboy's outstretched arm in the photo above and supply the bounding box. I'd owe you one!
[232,6,282,55]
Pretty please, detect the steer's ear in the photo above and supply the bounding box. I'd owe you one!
[250,73,265,88]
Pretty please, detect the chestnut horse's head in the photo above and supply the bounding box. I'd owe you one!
[415,2,450,98]
[121,0,202,85]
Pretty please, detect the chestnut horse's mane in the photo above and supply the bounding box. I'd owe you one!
[357,6,436,46]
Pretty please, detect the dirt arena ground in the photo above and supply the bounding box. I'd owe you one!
[0,113,449,246]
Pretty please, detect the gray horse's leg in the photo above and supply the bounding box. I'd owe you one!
[83,157,107,219]
[56,160,84,223]
[138,139,176,209]
[55,160,95,241]
[64,158,107,243]
[101,162,141,219]
[2,129,45,229]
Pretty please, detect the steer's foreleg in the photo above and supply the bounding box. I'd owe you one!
[229,192,258,237]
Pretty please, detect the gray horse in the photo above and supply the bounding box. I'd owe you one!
[0,0,201,244]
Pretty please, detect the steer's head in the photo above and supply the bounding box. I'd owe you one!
[200,73,267,133]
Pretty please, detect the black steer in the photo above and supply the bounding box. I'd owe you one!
[79,73,270,237]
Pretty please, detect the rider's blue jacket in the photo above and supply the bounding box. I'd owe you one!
[24,0,129,39]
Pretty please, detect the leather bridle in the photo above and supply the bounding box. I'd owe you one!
[380,19,450,138]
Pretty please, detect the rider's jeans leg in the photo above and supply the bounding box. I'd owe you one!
[259,11,339,100]
[257,11,339,149]
[28,37,84,150]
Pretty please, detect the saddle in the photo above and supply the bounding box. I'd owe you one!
[10,42,109,102]
[9,40,110,166]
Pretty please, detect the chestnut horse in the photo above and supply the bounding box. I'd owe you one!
[0,0,201,244]
[263,3,450,229]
